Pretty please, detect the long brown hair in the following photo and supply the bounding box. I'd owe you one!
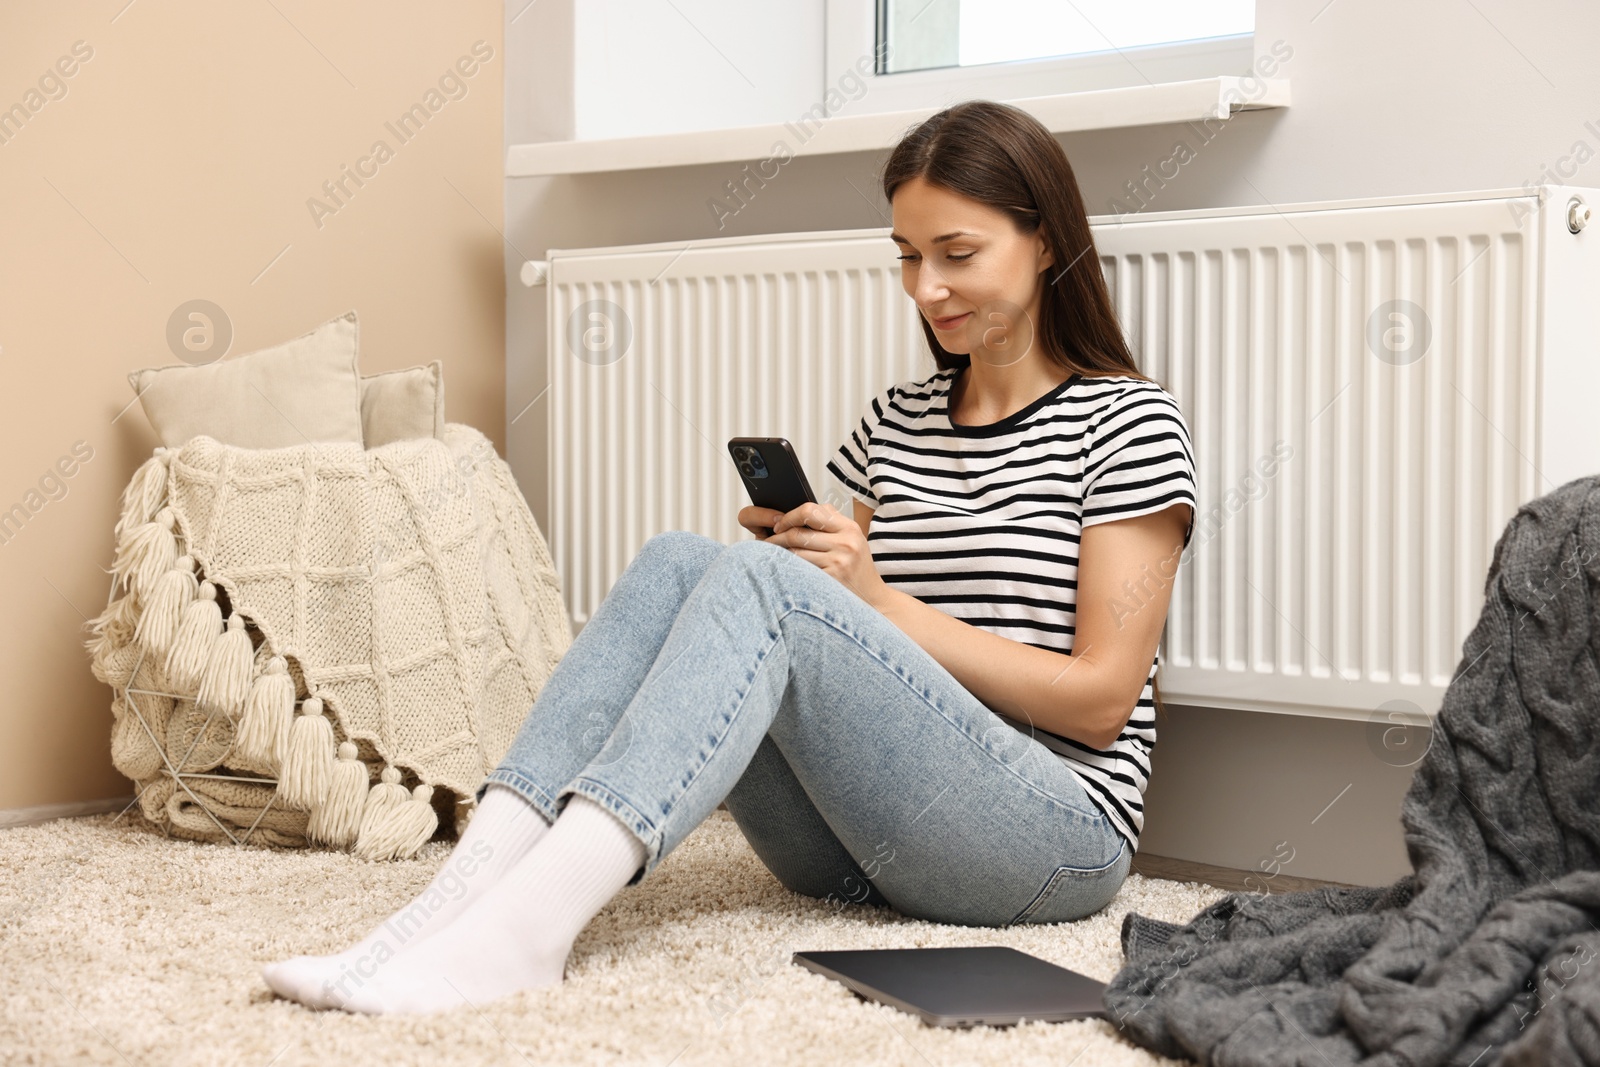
[880,98,1174,730]
[881,99,1155,383]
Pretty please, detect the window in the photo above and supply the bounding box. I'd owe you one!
[824,0,1257,117]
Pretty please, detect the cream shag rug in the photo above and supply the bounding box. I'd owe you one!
[0,807,1227,1066]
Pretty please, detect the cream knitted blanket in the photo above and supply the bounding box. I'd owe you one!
[84,424,572,860]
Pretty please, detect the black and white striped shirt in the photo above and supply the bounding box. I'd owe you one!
[826,367,1197,853]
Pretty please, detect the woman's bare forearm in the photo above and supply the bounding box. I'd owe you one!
[867,585,1123,750]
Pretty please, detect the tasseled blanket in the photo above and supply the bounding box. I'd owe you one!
[85,423,572,860]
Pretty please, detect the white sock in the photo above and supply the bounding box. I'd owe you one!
[330,791,650,1015]
[261,782,552,1009]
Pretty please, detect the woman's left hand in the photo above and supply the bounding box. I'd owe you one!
[766,502,890,608]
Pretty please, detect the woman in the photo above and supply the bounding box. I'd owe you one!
[262,99,1197,1016]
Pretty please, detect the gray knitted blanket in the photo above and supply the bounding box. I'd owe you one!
[1103,473,1600,1066]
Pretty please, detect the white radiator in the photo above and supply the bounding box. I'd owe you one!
[527,185,1600,723]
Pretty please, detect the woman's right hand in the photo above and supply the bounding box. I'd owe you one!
[737,505,785,540]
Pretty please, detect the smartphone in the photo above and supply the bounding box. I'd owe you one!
[728,437,817,531]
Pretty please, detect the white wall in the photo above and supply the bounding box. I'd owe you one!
[503,0,1597,886]
[573,0,822,139]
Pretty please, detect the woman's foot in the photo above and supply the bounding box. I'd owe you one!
[261,783,554,1009]
[327,792,649,1015]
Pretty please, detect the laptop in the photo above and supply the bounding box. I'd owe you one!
[791,946,1110,1028]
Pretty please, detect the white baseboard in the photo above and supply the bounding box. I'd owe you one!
[0,796,137,829]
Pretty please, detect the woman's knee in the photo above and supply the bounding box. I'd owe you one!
[721,536,780,558]
[642,529,722,555]
[636,529,724,578]
[719,536,816,584]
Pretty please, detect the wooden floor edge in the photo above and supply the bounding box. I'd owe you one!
[1131,851,1371,895]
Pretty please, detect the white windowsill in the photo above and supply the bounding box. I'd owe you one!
[505,76,1290,178]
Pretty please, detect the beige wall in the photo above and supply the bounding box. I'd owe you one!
[0,1,506,811]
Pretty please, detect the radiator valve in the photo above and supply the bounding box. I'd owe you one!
[1568,197,1590,234]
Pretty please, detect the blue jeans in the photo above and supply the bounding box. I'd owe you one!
[478,530,1132,927]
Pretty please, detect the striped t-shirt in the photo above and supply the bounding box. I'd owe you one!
[825,367,1198,853]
